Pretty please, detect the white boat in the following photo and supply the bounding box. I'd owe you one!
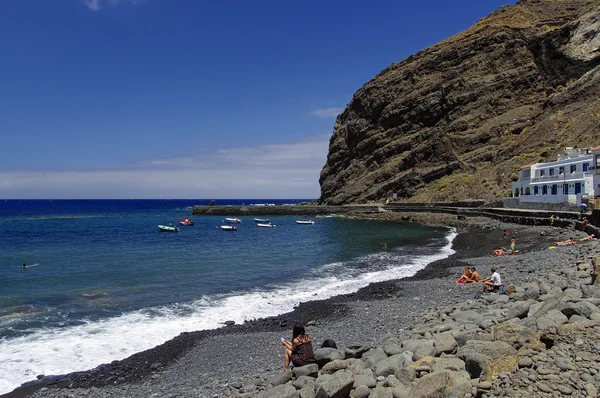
[221,225,237,231]
[257,223,275,228]
[225,217,242,224]
[296,220,314,225]
[254,218,269,223]
[158,225,179,232]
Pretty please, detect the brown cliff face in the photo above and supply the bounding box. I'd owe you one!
[319,0,600,205]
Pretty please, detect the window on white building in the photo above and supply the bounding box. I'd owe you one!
[570,164,576,173]
[583,163,589,172]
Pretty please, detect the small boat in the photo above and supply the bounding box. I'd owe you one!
[221,225,237,231]
[225,217,242,224]
[178,218,194,226]
[257,223,275,228]
[296,220,314,225]
[254,218,269,223]
[158,225,179,232]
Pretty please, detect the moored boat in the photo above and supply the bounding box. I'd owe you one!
[254,218,269,223]
[257,223,275,228]
[225,217,242,224]
[296,220,314,225]
[221,225,237,231]
[158,225,179,232]
[178,218,194,226]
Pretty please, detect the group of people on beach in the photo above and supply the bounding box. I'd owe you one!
[457,266,503,292]
[493,233,517,256]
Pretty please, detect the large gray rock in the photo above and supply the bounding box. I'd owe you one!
[314,371,354,398]
[350,384,370,398]
[320,360,349,375]
[314,348,343,368]
[352,374,376,388]
[374,353,412,377]
[294,375,316,389]
[457,340,517,378]
[434,336,457,355]
[503,301,531,320]
[267,371,292,386]
[558,301,600,318]
[362,347,388,369]
[294,363,319,378]
[536,309,569,330]
[408,370,471,398]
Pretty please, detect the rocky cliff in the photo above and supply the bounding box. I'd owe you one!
[319,0,600,205]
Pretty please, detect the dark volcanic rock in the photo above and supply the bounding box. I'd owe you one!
[319,0,600,205]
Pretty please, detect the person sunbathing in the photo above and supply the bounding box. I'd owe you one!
[467,267,482,282]
[576,235,596,242]
[457,266,472,284]
[493,248,506,257]
[555,238,576,246]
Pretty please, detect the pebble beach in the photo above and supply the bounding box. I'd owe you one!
[8,214,600,398]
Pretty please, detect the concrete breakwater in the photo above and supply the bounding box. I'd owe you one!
[191,205,381,216]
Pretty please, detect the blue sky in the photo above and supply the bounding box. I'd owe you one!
[0,0,514,199]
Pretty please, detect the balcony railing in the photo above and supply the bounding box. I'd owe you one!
[530,171,587,183]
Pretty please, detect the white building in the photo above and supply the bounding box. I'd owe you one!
[512,147,596,207]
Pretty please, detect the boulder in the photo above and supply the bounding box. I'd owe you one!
[492,322,539,350]
[362,347,388,369]
[536,309,569,330]
[457,340,517,378]
[434,336,458,355]
[320,360,349,375]
[267,371,292,386]
[314,348,343,368]
[375,353,412,377]
[503,301,531,320]
[408,370,471,398]
[314,371,354,398]
[294,364,319,378]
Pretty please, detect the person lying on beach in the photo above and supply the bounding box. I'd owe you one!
[540,231,548,236]
[493,248,506,257]
[555,238,576,246]
[575,234,596,242]
[281,324,315,372]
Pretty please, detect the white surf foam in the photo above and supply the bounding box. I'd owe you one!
[0,229,456,394]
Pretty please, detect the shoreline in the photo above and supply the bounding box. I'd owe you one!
[4,215,591,398]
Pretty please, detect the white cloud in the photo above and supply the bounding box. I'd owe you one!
[85,0,144,11]
[310,107,343,118]
[0,135,330,199]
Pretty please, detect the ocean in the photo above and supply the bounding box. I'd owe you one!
[0,199,456,394]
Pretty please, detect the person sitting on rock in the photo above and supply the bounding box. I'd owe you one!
[281,324,315,372]
[482,268,503,292]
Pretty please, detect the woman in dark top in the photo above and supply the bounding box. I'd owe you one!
[281,324,315,371]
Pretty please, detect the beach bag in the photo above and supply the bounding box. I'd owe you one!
[498,285,506,294]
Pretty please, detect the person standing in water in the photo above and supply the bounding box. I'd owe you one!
[382,242,387,249]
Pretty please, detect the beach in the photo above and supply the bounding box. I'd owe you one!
[7,214,599,398]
